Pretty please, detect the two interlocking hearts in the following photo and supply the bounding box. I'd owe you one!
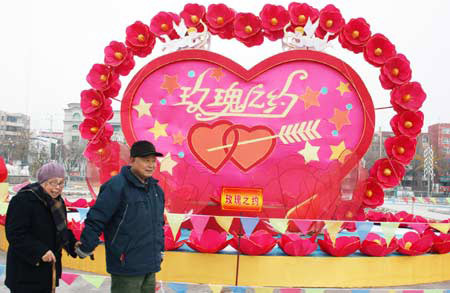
[188,120,276,173]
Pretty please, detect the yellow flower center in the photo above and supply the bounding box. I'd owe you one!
[100,74,107,82]
[90,127,99,134]
[383,168,392,176]
[271,17,278,26]
[295,26,304,34]
[326,19,333,28]
[374,48,383,56]
[245,25,253,34]
[373,239,381,245]
[190,15,199,23]
[404,121,413,129]
[352,30,360,39]
[345,211,353,218]
[298,14,306,24]
[366,189,373,198]
[216,16,224,25]
[392,67,400,77]
[114,52,123,60]
[187,27,197,34]
[404,242,412,250]
[91,99,100,107]
[137,34,145,42]
[397,146,405,155]
[161,23,169,31]
[110,171,118,176]
[97,148,104,154]
[402,94,412,102]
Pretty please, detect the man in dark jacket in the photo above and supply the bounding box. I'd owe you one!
[5,162,78,293]
[76,140,165,293]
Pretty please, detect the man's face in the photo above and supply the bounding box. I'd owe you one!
[130,155,156,179]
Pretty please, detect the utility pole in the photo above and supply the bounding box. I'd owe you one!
[424,145,434,198]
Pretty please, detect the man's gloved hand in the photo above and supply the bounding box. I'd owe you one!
[75,243,94,259]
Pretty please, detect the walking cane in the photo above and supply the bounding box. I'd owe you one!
[52,261,56,293]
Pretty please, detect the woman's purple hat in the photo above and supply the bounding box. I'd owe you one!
[37,162,65,183]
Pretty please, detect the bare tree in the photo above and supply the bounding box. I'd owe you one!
[29,144,50,177]
[0,128,31,164]
[61,141,86,181]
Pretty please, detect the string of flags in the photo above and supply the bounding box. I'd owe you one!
[0,266,448,293]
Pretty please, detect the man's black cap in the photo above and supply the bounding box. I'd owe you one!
[130,140,163,158]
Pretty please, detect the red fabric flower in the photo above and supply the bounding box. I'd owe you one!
[230,230,277,255]
[79,118,113,141]
[233,13,264,47]
[186,229,230,253]
[287,3,319,28]
[86,64,118,91]
[180,3,206,32]
[431,232,450,254]
[338,18,371,53]
[99,161,121,184]
[164,225,184,251]
[316,5,345,40]
[390,110,424,138]
[385,135,417,165]
[84,140,119,165]
[0,157,7,183]
[150,12,181,39]
[390,82,426,112]
[259,4,289,41]
[364,34,396,67]
[80,89,105,116]
[380,54,412,89]
[318,234,360,256]
[67,220,84,241]
[397,231,433,256]
[369,158,405,188]
[114,52,135,76]
[125,21,156,58]
[206,4,235,39]
[361,177,384,208]
[278,233,318,256]
[102,79,121,99]
[360,233,398,256]
[393,211,414,224]
[104,41,128,67]
[0,214,6,225]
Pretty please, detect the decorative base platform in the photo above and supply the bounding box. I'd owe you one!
[1,226,449,288]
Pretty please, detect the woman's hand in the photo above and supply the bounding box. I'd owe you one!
[41,250,56,262]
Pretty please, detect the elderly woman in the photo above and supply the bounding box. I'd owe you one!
[5,162,78,293]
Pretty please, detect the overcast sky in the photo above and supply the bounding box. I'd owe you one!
[1,0,449,132]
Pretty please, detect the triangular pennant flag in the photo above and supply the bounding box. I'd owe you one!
[254,288,274,293]
[352,290,370,293]
[215,216,233,233]
[81,275,106,288]
[0,264,5,276]
[209,284,223,293]
[190,215,209,236]
[0,202,8,214]
[269,219,288,234]
[293,220,313,235]
[402,197,409,204]
[417,197,425,204]
[0,183,8,202]
[430,198,437,204]
[430,223,450,234]
[304,289,324,293]
[77,208,89,222]
[166,213,185,237]
[168,282,188,293]
[356,222,374,242]
[240,217,259,236]
[424,290,443,293]
[381,222,400,245]
[324,221,343,244]
[280,289,302,293]
[410,223,429,234]
[424,197,431,204]
[231,286,247,293]
[61,272,79,285]
[447,198,450,204]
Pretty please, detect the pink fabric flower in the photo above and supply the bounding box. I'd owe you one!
[79,118,113,141]
[259,4,289,41]
[390,82,426,112]
[364,34,396,67]
[180,3,206,32]
[316,4,345,40]
[186,229,230,253]
[278,233,317,256]
[86,64,118,91]
[397,231,433,256]
[318,234,360,256]
[205,4,235,39]
[431,232,450,254]
[287,3,319,28]
[338,18,371,53]
[104,41,128,67]
[125,21,156,58]
[230,230,277,255]
[361,177,384,208]
[233,13,264,47]
[369,158,405,188]
[390,110,424,138]
[380,54,412,89]
[360,233,398,256]
[385,135,417,165]
[150,12,181,39]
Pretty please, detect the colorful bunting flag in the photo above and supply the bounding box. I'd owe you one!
[215,216,233,233]
[402,197,409,204]
[241,217,259,236]
[279,289,302,293]
[77,208,89,222]
[304,289,325,293]
[356,222,374,242]
[430,198,437,204]
[0,183,8,202]
[417,197,425,204]
[447,198,450,204]
[269,218,288,234]
[0,202,8,214]
[0,264,5,276]
[293,220,313,235]
[381,222,399,245]
[231,286,248,293]
[61,272,79,285]
[209,284,223,293]
[168,282,188,292]
[81,274,106,288]
[409,223,429,234]
[324,221,343,244]
[190,215,209,236]
[254,287,274,293]
[430,223,450,234]
[166,213,185,237]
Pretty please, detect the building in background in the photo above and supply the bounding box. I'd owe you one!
[428,123,450,191]
[0,110,31,164]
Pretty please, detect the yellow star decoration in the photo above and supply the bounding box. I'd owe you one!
[148,120,168,140]
[172,131,185,145]
[159,153,178,175]
[132,98,152,118]
[329,141,351,163]
[298,142,321,164]
[336,81,351,96]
